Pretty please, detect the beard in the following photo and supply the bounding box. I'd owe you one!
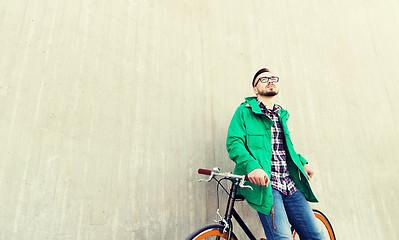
[258,88,279,96]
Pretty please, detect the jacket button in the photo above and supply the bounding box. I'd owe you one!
[246,104,250,108]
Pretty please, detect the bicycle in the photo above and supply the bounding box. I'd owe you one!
[186,168,335,240]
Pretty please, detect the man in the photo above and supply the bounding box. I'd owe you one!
[226,68,325,239]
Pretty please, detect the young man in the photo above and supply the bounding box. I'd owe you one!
[226,68,326,239]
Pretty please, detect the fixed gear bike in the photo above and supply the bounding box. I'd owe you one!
[186,168,335,240]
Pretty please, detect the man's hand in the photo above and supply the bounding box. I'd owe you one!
[303,164,314,180]
[248,169,270,186]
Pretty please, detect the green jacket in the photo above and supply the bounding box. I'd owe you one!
[226,97,318,215]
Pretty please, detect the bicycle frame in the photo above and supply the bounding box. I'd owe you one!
[222,179,257,240]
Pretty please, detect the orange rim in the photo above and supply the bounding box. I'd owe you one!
[314,212,334,239]
[292,211,334,239]
[193,228,232,240]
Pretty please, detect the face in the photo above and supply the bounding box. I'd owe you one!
[253,71,280,97]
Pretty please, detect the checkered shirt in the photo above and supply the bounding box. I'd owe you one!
[257,99,298,195]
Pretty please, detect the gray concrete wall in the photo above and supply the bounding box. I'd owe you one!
[1,0,399,239]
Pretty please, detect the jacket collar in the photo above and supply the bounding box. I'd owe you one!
[245,97,263,114]
[244,96,290,120]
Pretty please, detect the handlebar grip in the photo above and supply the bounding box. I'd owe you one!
[198,168,212,175]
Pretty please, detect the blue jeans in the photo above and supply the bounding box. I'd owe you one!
[258,189,326,240]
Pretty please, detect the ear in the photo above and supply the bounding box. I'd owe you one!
[253,87,258,95]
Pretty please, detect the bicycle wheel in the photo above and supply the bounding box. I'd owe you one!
[186,224,238,240]
[292,209,335,240]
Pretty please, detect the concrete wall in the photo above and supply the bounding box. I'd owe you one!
[1,0,399,239]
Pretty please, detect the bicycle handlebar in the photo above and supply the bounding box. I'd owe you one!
[198,168,251,189]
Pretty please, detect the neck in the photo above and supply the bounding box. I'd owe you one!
[257,95,276,110]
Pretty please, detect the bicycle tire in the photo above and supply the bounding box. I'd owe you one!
[186,224,238,240]
[292,209,336,240]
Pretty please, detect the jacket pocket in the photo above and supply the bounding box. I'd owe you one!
[240,182,263,205]
[247,134,265,149]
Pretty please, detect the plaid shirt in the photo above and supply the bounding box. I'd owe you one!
[257,99,298,195]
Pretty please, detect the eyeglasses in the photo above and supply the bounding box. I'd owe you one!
[254,76,279,87]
